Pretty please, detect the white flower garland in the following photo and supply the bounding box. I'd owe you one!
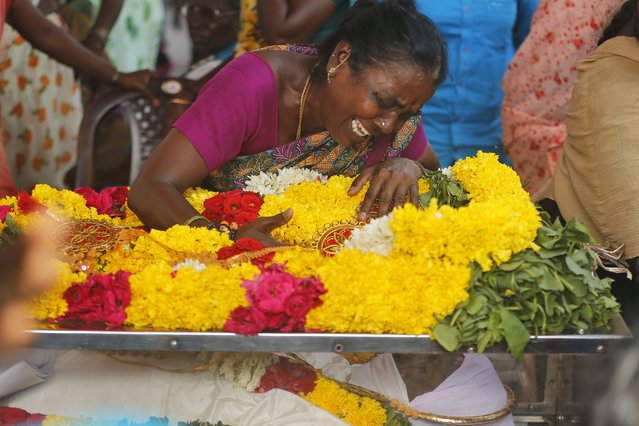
[244,168,328,196]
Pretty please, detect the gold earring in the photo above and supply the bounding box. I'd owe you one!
[327,52,351,83]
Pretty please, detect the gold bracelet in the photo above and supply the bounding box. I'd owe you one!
[183,215,210,227]
[169,98,193,105]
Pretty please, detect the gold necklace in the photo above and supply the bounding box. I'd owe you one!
[296,69,314,140]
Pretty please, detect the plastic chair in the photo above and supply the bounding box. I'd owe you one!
[75,91,166,188]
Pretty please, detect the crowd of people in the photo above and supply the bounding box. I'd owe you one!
[1,0,639,423]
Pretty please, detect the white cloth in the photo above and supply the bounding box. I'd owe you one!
[411,354,514,426]
[0,349,55,399]
[1,351,513,425]
[2,350,346,425]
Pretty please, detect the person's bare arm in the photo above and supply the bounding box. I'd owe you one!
[257,0,336,44]
[7,0,154,96]
[83,0,124,54]
[129,129,210,230]
[129,128,293,245]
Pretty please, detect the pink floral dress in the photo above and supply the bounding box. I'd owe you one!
[501,0,623,195]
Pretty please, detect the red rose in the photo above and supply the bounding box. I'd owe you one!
[281,316,306,333]
[101,186,128,208]
[0,406,29,424]
[223,306,266,335]
[225,210,259,227]
[17,192,46,214]
[75,186,128,217]
[222,194,243,214]
[60,271,131,328]
[0,205,11,222]
[203,191,262,226]
[240,192,263,213]
[264,312,288,330]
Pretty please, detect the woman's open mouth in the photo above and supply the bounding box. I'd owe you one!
[351,118,371,138]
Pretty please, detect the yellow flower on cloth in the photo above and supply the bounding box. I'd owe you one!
[259,176,364,246]
[126,261,257,331]
[302,377,387,426]
[30,261,85,320]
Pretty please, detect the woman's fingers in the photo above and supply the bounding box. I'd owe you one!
[348,168,373,196]
[261,208,293,233]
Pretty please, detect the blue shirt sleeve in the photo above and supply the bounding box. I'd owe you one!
[513,0,539,48]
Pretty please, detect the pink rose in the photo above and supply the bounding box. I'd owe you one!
[247,273,296,313]
[284,291,313,318]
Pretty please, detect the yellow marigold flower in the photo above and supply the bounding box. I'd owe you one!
[184,187,218,213]
[126,261,257,331]
[302,377,388,426]
[304,250,469,334]
[260,176,364,246]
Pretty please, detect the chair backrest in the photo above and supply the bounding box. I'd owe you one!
[75,91,166,188]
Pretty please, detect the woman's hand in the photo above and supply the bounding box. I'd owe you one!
[117,70,158,104]
[235,208,293,248]
[348,158,425,220]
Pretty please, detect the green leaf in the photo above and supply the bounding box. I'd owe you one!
[466,294,488,315]
[539,272,563,291]
[419,192,433,208]
[433,323,461,352]
[565,256,588,277]
[499,308,530,359]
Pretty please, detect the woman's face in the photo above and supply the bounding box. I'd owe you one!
[186,0,239,59]
[319,47,437,147]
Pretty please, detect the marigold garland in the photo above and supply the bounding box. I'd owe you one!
[1,157,542,336]
[302,377,388,426]
[259,176,430,247]
[126,261,257,331]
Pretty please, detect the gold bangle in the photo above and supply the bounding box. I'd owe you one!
[182,215,210,227]
[169,98,193,105]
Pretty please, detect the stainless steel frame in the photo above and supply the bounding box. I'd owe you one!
[26,316,631,354]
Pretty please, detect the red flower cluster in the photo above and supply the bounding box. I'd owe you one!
[256,358,317,394]
[0,205,11,222]
[216,238,274,265]
[59,271,132,328]
[224,263,326,335]
[17,192,46,214]
[0,406,45,425]
[75,186,129,217]
[202,190,262,227]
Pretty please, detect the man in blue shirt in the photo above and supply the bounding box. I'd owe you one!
[417,0,538,167]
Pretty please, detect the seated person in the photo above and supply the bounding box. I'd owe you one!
[535,0,639,315]
[161,0,241,134]
[130,0,445,231]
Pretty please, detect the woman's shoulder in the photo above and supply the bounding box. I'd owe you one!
[197,52,278,103]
